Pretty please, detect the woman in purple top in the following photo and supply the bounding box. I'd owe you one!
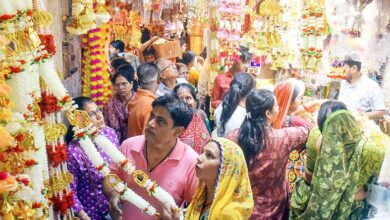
[65,97,119,220]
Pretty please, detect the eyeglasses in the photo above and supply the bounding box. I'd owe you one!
[87,107,103,119]
[158,64,176,74]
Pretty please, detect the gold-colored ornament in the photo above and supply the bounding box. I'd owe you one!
[103,174,121,189]
[32,10,53,28]
[66,110,92,128]
[5,27,41,55]
[44,123,66,142]
[133,170,148,187]
[259,0,282,16]
[0,199,15,220]
[12,201,35,219]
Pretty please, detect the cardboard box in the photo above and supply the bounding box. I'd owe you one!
[152,39,182,59]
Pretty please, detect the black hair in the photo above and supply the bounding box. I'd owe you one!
[344,59,362,71]
[110,40,125,53]
[291,84,300,102]
[317,100,348,132]
[181,51,196,66]
[218,72,255,136]
[239,45,252,64]
[65,96,95,144]
[116,64,133,72]
[111,58,131,70]
[143,46,156,58]
[237,89,275,165]
[173,83,199,108]
[111,69,138,91]
[200,47,207,60]
[141,27,151,44]
[137,63,159,89]
[152,93,194,129]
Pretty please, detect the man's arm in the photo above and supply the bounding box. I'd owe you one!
[366,110,386,121]
[138,36,160,63]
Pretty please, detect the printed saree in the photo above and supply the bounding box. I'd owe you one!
[185,138,254,220]
[290,110,386,219]
[179,113,211,154]
[274,81,307,192]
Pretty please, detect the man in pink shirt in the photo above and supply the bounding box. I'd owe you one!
[106,93,198,220]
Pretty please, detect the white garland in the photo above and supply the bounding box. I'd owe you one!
[78,135,158,216]
[7,70,34,113]
[29,124,49,217]
[94,135,178,209]
[39,58,68,99]
[40,51,165,217]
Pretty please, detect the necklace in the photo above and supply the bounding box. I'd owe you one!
[145,143,176,173]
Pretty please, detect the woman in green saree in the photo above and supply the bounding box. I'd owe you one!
[290,101,386,220]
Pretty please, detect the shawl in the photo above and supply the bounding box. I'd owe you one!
[274,81,294,129]
[297,110,364,219]
[185,138,254,220]
[180,113,211,154]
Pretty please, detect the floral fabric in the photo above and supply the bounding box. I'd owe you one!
[67,127,119,219]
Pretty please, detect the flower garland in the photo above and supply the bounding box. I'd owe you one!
[299,2,326,71]
[76,131,158,217]
[41,58,178,217]
[81,25,111,106]
[93,135,178,209]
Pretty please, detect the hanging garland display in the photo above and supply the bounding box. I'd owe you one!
[81,24,112,106]
[299,2,326,71]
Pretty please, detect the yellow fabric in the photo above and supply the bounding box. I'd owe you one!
[185,138,254,220]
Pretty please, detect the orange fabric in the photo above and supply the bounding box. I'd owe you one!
[127,89,156,138]
[274,81,294,129]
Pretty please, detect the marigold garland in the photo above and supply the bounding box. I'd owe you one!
[81,24,111,106]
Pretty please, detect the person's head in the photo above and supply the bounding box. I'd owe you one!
[238,89,279,165]
[188,137,253,220]
[145,93,194,148]
[111,69,135,98]
[273,81,302,128]
[109,40,125,56]
[65,97,105,143]
[195,140,221,184]
[137,63,159,93]
[343,55,362,83]
[218,72,255,136]
[317,100,348,132]
[110,58,131,73]
[230,60,243,75]
[200,47,207,60]
[181,51,196,68]
[176,63,189,80]
[155,58,179,86]
[141,27,151,44]
[173,83,198,109]
[143,46,156,63]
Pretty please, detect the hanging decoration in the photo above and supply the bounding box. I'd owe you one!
[111,10,142,50]
[0,0,77,218]
[216,0,243,69]
[81,24,112,106]
[299,2,326,71]
[67,0,111,35]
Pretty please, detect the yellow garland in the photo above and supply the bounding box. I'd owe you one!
[81,24,111,106]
